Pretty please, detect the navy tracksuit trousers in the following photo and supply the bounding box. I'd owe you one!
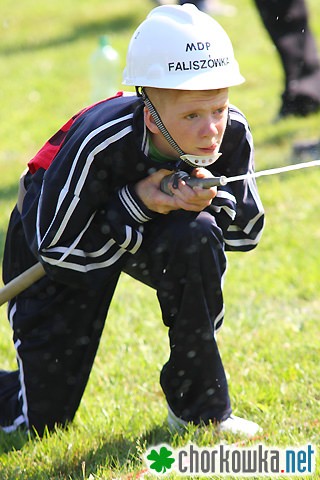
[1,206,230,435]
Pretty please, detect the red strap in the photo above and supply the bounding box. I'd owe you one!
[28,92,123,173]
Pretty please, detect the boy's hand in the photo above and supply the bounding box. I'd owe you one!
[135,168,217,214]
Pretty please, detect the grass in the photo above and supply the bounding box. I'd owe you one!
[0,0,320,478]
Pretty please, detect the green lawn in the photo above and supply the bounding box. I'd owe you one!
[0,0,319,478]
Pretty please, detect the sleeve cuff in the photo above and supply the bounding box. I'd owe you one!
[117,184,157,225]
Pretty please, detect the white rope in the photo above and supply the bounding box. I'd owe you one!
[226,159,320,184]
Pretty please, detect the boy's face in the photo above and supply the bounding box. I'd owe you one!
[144,88,229,159]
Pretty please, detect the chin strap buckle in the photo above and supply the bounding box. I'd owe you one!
[180,152,222,167]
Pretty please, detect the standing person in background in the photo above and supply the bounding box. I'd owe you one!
[253,0,320,120]
[154,0,236,16]
[180,0,236,15]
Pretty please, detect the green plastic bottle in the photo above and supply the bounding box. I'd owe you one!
[90,36,120,102]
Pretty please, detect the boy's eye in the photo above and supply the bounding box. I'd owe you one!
[185,107,227,119]
[186,113,198,119]
[213,107,226,116]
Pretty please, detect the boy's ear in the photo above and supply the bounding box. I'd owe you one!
[144,106,160,134]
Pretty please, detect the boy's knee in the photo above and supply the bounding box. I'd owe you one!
[182,211,223,248]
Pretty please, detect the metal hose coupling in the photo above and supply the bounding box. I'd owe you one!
[160,171,227,195]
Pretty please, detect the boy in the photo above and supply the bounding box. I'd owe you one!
[0,4,264,436]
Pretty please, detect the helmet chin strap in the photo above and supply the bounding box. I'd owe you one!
[180,152,222,167]
[140,88,221,168]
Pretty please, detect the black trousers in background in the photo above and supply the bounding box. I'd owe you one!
[253,0,320,114]
[1,206,231,435]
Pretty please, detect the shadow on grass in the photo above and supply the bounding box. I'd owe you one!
[75,426,172,479]
[0,424,171,479]
[0,184,17,264]
[0,13,140,56]
[0,184,18,205]
[0,231,7,265]
[0,429,29,455]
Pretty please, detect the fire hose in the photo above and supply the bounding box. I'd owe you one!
[160,159,320,194]
[0,159,319,307]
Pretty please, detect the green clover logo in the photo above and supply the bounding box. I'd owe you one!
[147,445,175,474]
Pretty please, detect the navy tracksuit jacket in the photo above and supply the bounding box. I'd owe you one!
[0,92,264,434]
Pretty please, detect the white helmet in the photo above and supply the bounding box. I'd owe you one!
[123,4,244,90]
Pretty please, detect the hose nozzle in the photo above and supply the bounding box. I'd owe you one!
[160,171,227,195]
